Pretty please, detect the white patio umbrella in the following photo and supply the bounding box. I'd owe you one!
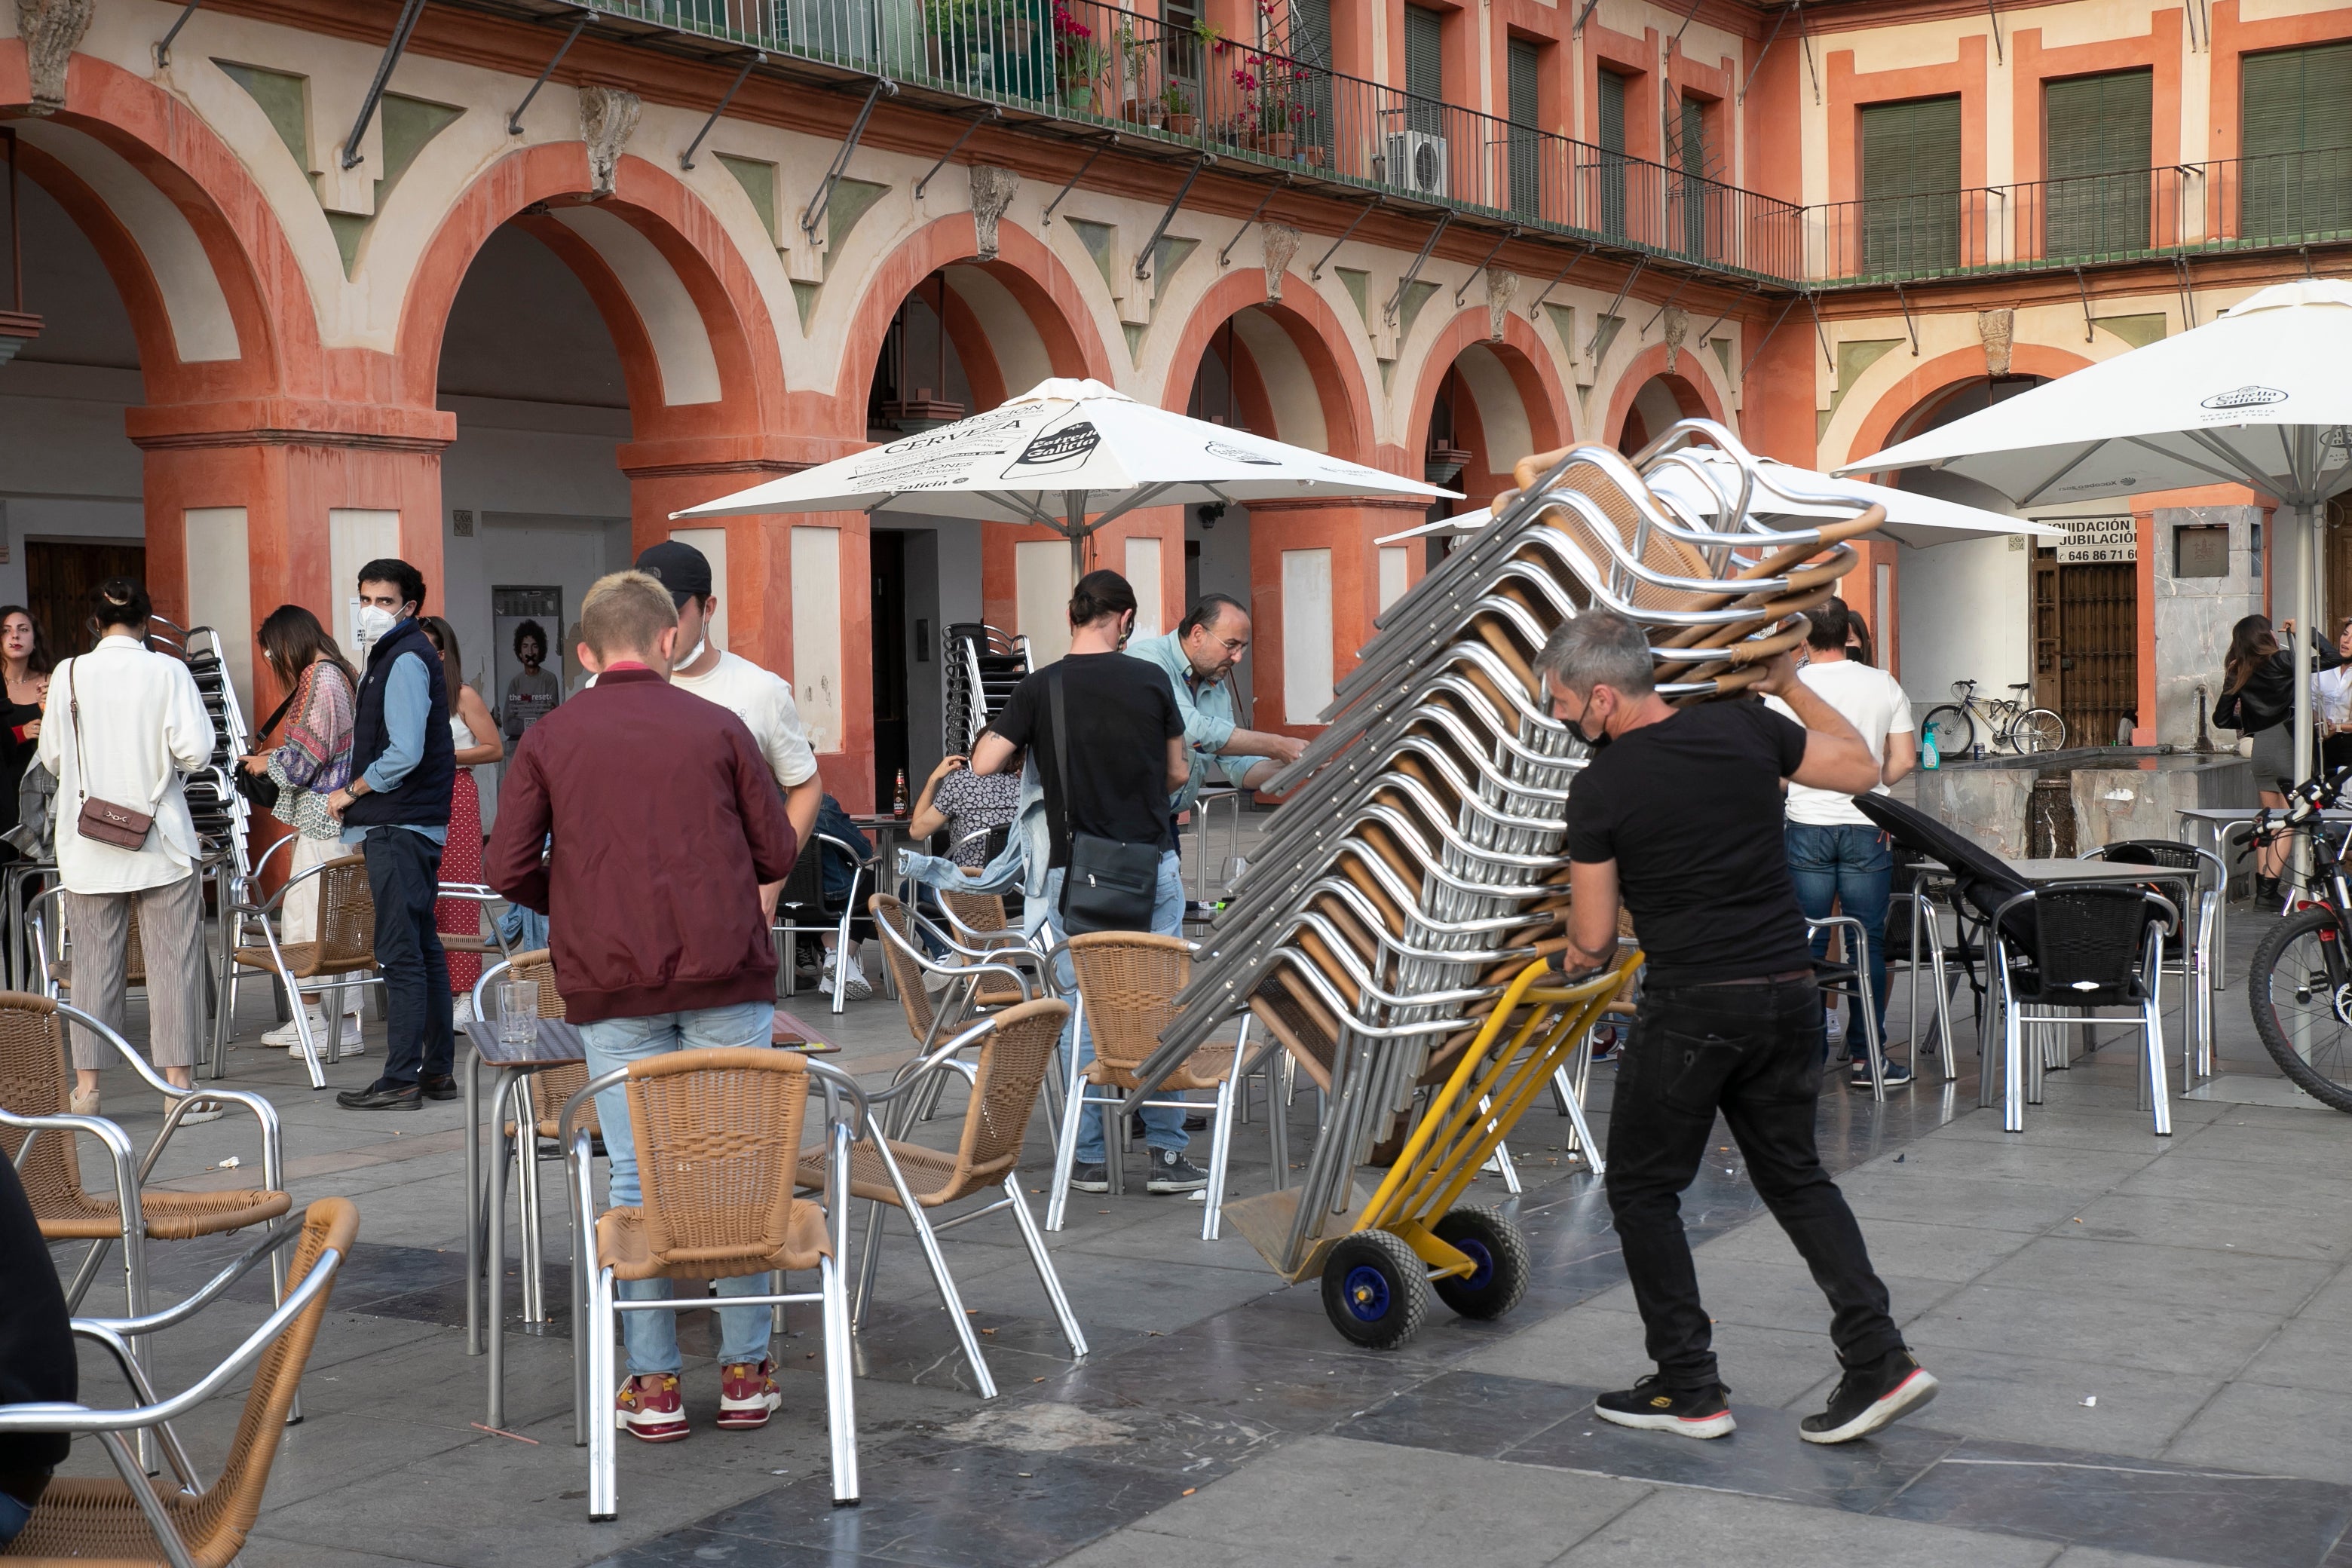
[1376,452,2063,548]
[1840,277,2352,782]
[675,377,1456,572]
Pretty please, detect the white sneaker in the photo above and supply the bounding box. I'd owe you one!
[453,993,475,1025]
[277,1012,364,1056]
[821,956,873,1002]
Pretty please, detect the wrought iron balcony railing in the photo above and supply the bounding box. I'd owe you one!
[486,2,2352,294]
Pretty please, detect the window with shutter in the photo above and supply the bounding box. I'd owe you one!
[1286,0,1335,165]
[1404,6,1444,137]
[1508,39,1542,218]
[1676,97,1711,257]
[2044,70,2152,259]
[1597,68,1629,238]
[1861,95,1963,274]
[2241,43,2352,240]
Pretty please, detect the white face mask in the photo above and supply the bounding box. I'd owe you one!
[674,632,706,669]
[354,604,400,649]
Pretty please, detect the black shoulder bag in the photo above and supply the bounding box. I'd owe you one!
[234,683,302,813]
[1048,664,1160,934]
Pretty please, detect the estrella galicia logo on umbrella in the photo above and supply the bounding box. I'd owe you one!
[2200,385,2288,411]
[1004,419,1101,477]
[1205,439,1279,465]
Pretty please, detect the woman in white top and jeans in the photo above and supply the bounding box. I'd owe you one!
[38,579,216,1116]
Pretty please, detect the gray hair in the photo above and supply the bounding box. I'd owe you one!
[1534,611,1655,700]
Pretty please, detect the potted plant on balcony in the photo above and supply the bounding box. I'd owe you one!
[1054,3,1110,111]
[1161,81,1197,136]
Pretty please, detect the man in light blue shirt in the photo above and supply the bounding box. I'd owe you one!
[1129,595,1306,824]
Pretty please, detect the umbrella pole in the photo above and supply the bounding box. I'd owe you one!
[2295,492,2318,882]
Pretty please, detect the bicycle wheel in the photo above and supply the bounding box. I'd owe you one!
[2248,906,2352,1113]
[1920,705,1975,758]
[2011,709,2066,753]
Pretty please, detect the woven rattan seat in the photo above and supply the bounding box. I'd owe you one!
[0,996,289,1248]
[1064,933,1235,1092]
[800,997,1064,1208]
[598,1046,829,1283]
[1,1197,357,1568]
[227,856,373,980]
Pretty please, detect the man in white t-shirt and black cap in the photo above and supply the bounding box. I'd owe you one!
[1766,598,1917,1089]
[635,540,826,948]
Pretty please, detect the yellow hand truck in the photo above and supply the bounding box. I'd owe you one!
[1223,951,1640,1349]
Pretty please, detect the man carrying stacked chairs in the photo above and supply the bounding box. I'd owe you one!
[1142,423,1939,1448]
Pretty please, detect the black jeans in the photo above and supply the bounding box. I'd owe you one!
[1604,975,1904,1391]
[360,827,452,1085]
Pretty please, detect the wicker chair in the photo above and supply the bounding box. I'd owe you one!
[564,1048,865,1517]
[211,853,381,1088]
[798,999,1086,1398]
[1045,933,1260,1238]
[868,894,1037,1053]
[0,993,288,1325]
[0,1196,357,1568]
[471,951,575,1325]
[28,885,146,999]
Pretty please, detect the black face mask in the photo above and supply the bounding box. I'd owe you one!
[1566,703,1612,750]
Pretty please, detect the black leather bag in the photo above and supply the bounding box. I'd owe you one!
[1048,666,1159,934]
[234,688,300,813]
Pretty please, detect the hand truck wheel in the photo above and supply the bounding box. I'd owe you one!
[1319,1230,1429,1350]
[1430,1207,1530,1320]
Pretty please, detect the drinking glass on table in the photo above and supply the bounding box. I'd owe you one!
[497,980,539,1047]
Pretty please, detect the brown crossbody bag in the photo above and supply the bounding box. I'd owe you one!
[69,657,157,851]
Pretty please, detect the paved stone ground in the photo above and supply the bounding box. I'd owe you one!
[39,885,2352,1568]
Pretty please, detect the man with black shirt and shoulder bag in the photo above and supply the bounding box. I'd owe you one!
[1541,609,1938,1447]
[971,570,1201,1194]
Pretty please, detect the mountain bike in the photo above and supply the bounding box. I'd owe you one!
[2245,764,2352,1111]
[1919,679,2066,757]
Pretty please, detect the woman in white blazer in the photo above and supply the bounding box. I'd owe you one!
[38,579,217,1117]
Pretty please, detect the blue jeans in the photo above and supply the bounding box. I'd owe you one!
[1785,822,1891,1055]
[578,1000,778,1375]
[1046,850,1187,1165]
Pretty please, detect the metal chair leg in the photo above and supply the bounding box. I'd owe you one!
[1005,1178,1087,1359]
[1200,1072,1239,1242]
[586,1265,617,1521]
[1045,1045,1089,1233]
[819,1253,861,1506]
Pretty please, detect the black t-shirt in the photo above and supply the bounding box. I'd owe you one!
[992,652,1182,869]
[1565,698,1816,987]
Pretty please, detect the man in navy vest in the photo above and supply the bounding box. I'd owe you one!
[329,558,458,1111]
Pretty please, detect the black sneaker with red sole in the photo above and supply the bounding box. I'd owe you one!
[1799,1350,1939,1444]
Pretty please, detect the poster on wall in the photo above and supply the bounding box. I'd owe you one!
[2053,516,2138,565]
[492,585,565,743]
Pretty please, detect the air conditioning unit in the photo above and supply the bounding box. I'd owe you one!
[1385,131,1450,199]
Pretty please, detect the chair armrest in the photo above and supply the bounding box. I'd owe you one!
[3,1104,143,1240]
[78,1216,305,1337]
[55,1002,284,1190]
[866,1014,1000,1105]
[0,1245,343,1434]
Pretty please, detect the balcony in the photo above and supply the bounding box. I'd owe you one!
[1808,150,2352,286]
[459,2,2352,296]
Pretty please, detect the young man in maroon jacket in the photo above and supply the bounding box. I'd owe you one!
[485,568,801,1444]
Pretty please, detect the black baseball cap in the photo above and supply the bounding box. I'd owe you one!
[635,540,714,606]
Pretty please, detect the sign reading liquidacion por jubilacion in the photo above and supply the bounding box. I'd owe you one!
[2053,516,2138,565]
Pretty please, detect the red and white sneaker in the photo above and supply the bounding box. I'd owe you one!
[614,1374,689,1443]
[717,1358,782,1430]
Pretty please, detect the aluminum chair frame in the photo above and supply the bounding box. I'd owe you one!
[469,953,573,1330]
[1887,885,1963,1081]
[207,840,385,1086]
[562,1056,866,1516]
[1985,884,2179,1135]
[866,895,1055,1138]
[838,1006,1088,1397]
[772,831,871,1014]
[2078,840,2225,1085]
[0,1217,345,1568]
[1808,914,1890,1100]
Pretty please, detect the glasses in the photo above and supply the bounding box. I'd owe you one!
[496,980,539,1047]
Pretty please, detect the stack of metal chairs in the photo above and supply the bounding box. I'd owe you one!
[1143,421,1885,1280]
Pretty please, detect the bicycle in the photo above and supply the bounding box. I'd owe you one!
[1919,678,2066,758]
[2243,763,2352,1111]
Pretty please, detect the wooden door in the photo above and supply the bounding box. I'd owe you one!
[2054,561,2137,746]
[26,539,147,660]
[2032,554,2061,713]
